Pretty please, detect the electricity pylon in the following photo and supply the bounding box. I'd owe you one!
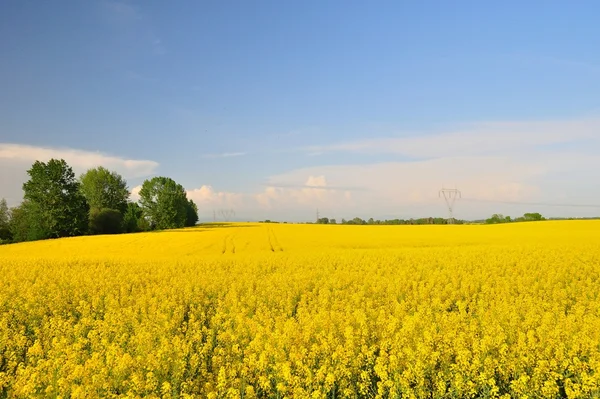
[219,209,235,222]
[439,188,461,224]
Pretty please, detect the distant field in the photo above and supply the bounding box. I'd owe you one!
[1,221,600,398]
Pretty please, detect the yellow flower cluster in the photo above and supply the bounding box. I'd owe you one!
[1,221,600,398]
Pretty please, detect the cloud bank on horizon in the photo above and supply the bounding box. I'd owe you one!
[2,116,599,221]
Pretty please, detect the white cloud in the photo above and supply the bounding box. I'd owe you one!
[130,185,142,202]
[0,143,158,178]
[255,175,353,215]
[181,176,353,221]
[186,185,244,208]
[308,118,600,159]
[305,175,327,187]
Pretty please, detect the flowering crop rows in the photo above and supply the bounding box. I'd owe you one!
[1,221,599,398]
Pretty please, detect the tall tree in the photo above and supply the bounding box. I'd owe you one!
[185,199,199,227]
[22,159,89,238]
[80,167,129,234]
[0,198,11,241]
[138,177,188,230]
[80,167,129,213]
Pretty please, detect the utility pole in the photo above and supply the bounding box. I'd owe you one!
[439,188,461,224]
[316,208,320,223]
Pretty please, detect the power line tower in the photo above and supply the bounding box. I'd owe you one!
[219,208,235,222]
[439,188,461,224]
[316,208,320,223]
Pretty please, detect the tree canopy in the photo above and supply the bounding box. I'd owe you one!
[139,176,191,230]
[80,167,130,234]
[22,159,89,238]
[80,167,129,213]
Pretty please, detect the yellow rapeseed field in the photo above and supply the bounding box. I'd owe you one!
[1,221,600,398]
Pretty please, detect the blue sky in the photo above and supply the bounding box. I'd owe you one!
[1,1,600,221]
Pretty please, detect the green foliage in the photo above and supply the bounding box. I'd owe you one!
[89,208,123,235]
[316,217,329,224]
[8,159,200,241]
[80,167,129,214]
[485,214,511,224]
[487,212,545,224]
[522,212,545,221]
[0,198,11,242]
[185,199,199,227]
[138,177,189,230]
[22,159,89,238]
[331,217,458,225]
[123,202,145,233]
[8,201,47,242]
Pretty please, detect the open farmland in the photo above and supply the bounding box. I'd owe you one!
[1,221,600,398]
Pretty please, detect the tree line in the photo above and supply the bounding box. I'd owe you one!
[315,213,547,225]
[316,216,464,225]
[484,212,545,224]
[0,159,199,244]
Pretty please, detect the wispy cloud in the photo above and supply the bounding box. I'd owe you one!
[103,1,142,22]
[261,181,367,192]
[201,152,246,159]
[152,38,166,56]
[306,118,600,159]
[507,53,600,75]
[102,1,165,56]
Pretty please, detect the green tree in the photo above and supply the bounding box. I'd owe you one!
[123,202,145,233]
[89,208,123,235]
[80,167,130,234]
[523,212,544,221]
[485,214,513,224]
[185,199,199,227]
[138,177,188,230]
[8,201,47,242]
[80,167,129,213]
[22,159,89,238]
[486,214,503,224]
[0,198,11,241]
